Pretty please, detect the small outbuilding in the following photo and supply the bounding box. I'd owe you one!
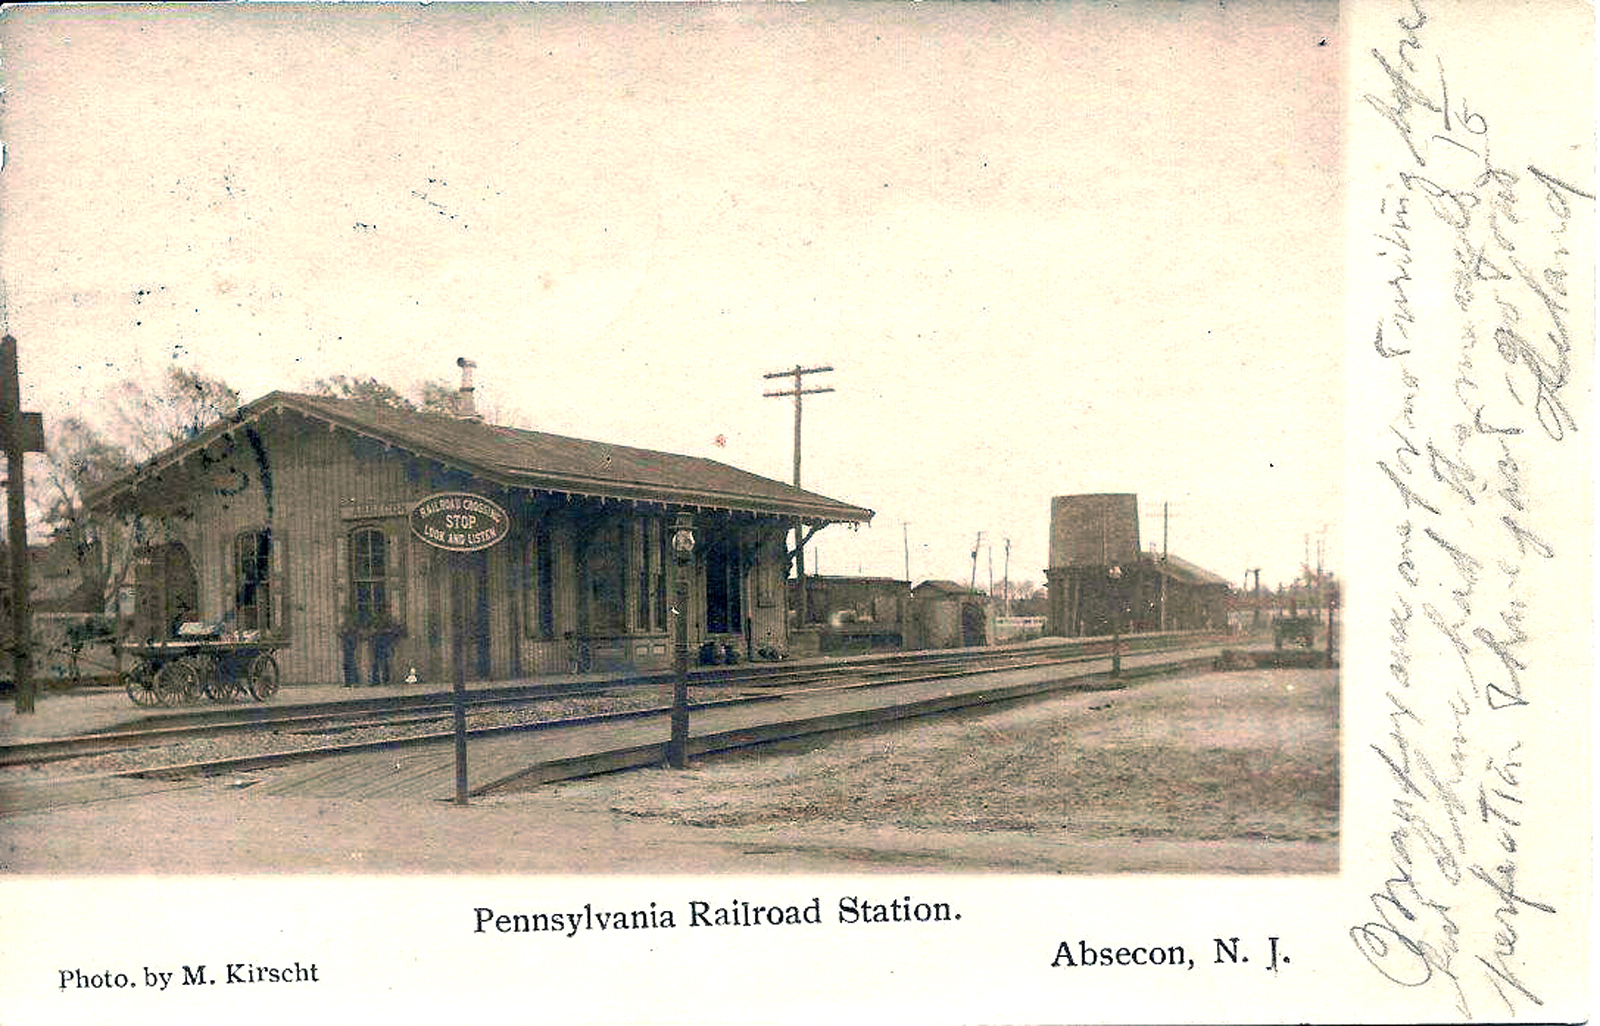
[788,574,911,655]
[907,580,992,649]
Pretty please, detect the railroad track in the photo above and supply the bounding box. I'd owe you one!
[2,636,1206,767]
[1,636,1228,787]
[0,673,731,767]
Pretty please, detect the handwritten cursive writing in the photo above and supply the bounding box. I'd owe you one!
[1353,0,1584,1017]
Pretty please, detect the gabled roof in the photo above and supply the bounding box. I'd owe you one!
[87,391,874,524]
[912,579,985,597]
[1155,553,1232,589]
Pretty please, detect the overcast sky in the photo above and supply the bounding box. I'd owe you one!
[1,2,1341,591]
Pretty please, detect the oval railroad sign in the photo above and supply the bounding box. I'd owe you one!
[410,492,510,552]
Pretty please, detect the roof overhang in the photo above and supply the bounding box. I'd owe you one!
[86,393,874,526]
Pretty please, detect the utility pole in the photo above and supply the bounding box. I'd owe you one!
[1002,538,1011,617]
[1159,501,1169,631]
[1317,525,1327,612]
[667,514,695,769]
[763,364,834,629]
[2,336,46,715]
[902,521,911,582]
[969,530,984,591]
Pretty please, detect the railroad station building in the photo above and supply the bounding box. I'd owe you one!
[86,376,872,685]
[1043,493,1230,637]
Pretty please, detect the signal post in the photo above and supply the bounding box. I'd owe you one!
[410,491,510,804]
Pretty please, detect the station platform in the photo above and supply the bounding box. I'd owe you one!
[245,645,1224,800]
[0,671,628,743]
[2,638,1233,807]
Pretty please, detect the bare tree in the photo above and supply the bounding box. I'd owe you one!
[31,417,134,608]
[32,367,242,615]
[307,374,416,410]
[310,374,459,416]
[109,367,240,462]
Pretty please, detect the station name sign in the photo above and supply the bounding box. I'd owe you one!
[411,492,510,552]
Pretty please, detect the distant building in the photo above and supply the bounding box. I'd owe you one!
[0,537,104,617]
[789,574,910,655]
[1,537,114,686]
[908,580,992,649]
[787,574,999,653]
[1044,493,1229,637]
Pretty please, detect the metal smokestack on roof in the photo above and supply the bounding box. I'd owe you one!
[454,356,482,421]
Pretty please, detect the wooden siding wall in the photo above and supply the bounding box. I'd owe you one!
[746,532,788,655]
[139,415,798,683]
[924,599,960,649]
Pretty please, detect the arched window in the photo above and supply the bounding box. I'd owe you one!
[233,529,273,631]
[350,527,388,627]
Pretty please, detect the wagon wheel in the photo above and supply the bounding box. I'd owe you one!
[199,656,242,703]
[175,658,207,706]
[247,653,280,701]
[123,662,160,707]
[211,672,246,702]
[154,660,201,706]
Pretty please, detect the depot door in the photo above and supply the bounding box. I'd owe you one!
[427,548,492,682]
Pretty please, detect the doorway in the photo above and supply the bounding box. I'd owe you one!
[132,543,198,640]
[960,601,986,647]
[429,548,493,682]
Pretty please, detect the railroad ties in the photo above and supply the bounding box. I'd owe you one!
[0,634,1229,808]
[248,640,1223,801]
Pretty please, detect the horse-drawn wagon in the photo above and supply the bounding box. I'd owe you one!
[121,626,284,706]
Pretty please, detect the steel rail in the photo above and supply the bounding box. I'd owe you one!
[2,635,1225,772]
[108,643,1222,785]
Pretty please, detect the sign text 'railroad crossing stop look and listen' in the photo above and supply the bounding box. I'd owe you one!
[409,492,510,552]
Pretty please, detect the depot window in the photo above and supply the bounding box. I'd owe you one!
[233,529,272,631]
[587,522,627,633]
[349,527,387,626]
[705,536,741,635]
[523,521,555,640]
[636,519,665,632]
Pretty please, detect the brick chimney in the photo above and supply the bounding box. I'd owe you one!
[454,356,482,421]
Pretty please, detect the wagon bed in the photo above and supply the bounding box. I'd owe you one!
[120,636,287,706]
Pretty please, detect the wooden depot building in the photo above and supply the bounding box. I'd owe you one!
[86,377,872,685]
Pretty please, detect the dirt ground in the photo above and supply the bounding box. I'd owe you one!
[0,668,1337,874]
